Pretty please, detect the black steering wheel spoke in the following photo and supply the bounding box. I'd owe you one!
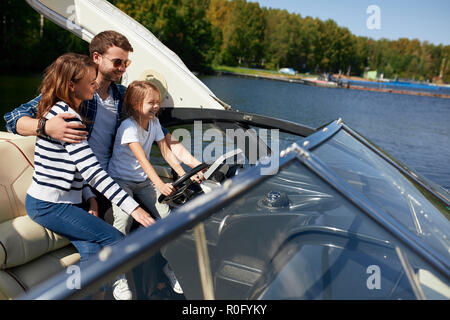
[158,163,209,204]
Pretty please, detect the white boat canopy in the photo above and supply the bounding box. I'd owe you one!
[26,0,229,110]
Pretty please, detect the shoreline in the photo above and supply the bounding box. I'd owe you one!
[214,70,450,99]
[214,70,309,84]
[345,84,450,99]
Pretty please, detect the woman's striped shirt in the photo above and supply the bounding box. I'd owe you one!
[27,101,138,215]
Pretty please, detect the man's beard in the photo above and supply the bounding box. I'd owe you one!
[101,68,123,83]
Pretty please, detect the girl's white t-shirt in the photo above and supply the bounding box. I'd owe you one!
[108,117,165,182]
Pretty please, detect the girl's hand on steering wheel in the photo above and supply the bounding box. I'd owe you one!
[158,163,209,204]
[190,170,205,184]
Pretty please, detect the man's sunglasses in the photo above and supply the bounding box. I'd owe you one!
[100,54,132,68]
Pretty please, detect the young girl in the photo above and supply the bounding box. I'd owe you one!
[25,53,155,300]
[108,80,187,295]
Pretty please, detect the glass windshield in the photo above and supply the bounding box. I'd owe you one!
[152,121,275,168]
[68,159,448,300]
[312,129,450,260]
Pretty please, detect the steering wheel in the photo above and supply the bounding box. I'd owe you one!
[158,163,210,204]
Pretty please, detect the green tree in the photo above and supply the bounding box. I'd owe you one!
[0,0,86,73]
[113,0,216,73]
[2,0,448,82]
[263,8,291,70]
[219,0,265,67]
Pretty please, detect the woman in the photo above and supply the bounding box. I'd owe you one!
[25,53,154,300]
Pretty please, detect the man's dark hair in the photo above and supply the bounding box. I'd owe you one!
[89,30,134,57]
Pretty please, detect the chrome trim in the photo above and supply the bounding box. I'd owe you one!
[302,119,342,150]
[210,94,233,110]
[279,119,343,157]
[292,147,450,279]
[395,246,426,300]
[408,198,423,236]
[193,223,215,300]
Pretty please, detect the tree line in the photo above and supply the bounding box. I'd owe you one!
[1,0,449,82]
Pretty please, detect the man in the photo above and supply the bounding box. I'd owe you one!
[4,30,200,299]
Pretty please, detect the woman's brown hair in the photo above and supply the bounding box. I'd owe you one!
[36,53,98,119]
[123,80,161,126]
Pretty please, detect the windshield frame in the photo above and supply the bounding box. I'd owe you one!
[158,107,316,138]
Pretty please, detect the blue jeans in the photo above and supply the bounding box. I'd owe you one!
[25,194,124,270]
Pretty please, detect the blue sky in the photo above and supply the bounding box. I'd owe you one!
[250,0,450,45]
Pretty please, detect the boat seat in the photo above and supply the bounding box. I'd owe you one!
[0,132,80,300]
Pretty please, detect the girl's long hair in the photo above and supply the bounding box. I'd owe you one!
[36,53,98,119]
[123,80,161,126]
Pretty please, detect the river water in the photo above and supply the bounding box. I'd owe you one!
[1,74,449,190]
[200,75,450,190]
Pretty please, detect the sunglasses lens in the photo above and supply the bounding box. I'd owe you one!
[112,59,131,68]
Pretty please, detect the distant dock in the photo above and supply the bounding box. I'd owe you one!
[345,84,450,99]
[215,70,308,84]
[215,69,450,99]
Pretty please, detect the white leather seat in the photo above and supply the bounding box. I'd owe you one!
[0,132,80,299]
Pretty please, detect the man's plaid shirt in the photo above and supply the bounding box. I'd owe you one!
[4,83,127,137]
